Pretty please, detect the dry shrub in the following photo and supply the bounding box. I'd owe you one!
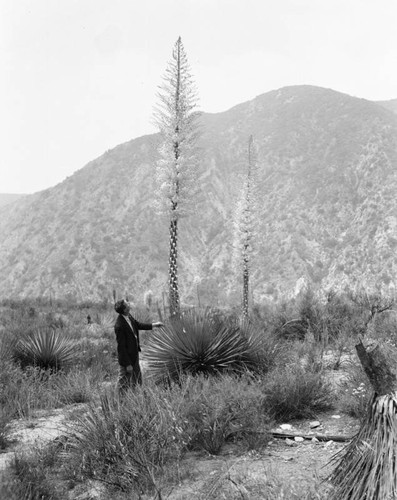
[263,363,335,421]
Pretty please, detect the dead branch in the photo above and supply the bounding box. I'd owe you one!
[270,431,352,442]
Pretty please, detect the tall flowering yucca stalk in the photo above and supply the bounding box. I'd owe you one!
[233,135,259,321]
[154,36,200,317]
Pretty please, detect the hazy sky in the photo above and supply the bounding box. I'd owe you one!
[1,0,396,194]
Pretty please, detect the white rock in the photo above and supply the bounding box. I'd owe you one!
[309,420,321,428]
[311,437,320,443]
[294,436,304,442]
[280,424,293,430]
[331,415,341,419]
[285,438,296,446]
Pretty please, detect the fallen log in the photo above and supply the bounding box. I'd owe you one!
[228,429,352,442]
[270,431,352,442]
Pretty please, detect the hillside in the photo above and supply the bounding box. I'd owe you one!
[0,85,396,304]
[0,193,28,208]
[377,98,397,115]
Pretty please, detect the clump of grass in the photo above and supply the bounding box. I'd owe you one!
[0,360,100,421]
[0,361,43,419]
[2,365,61,418]
[54,369,99,405]
[181,374,271,454]
[263,363,335,421]
[5,442,65,500]
[66,387,182,497]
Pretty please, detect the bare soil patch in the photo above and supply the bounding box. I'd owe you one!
[165,411,360,499]
[0,406,75,487]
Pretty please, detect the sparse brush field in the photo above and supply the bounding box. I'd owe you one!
[0,290,396,499]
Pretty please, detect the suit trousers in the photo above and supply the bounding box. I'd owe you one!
[117,356,142,395]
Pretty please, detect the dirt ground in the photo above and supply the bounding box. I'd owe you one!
[0,407,70,485]
[163,411,360,500]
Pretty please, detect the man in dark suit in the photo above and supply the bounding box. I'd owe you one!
[114,298,163,394]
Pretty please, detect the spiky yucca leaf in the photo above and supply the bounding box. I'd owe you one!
[95,312,114,330]
[144,310,269,381]
[0,336,13,363]
[13,328,78,371]
[329,392,397,500]
[238,319,282,373]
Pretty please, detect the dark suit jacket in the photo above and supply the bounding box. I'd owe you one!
[114,314,152,367]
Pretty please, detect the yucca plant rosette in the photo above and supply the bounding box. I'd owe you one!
[144,309,270,382]
[13,327,78,371]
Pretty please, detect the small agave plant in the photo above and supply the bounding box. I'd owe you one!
[144,308,269,382]
[13,327,78,371]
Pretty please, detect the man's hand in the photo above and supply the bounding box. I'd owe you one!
[152,322,164,328]
[126,365,133,373]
